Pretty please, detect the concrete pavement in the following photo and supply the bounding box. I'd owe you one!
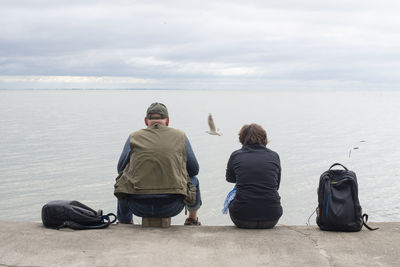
[0,221,399,266]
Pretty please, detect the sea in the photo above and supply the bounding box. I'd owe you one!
[0,89,399,226]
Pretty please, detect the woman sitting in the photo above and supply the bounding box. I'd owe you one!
[225,123,282,229]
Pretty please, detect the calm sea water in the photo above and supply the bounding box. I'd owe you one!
[0,89,399,225]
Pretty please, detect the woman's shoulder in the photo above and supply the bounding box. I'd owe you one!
[230,147,244,156]
[264,147,280,161]
[229,146,255,160]
[231,145,279,157]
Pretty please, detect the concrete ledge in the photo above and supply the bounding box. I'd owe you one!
[142,217,171,228]
[0,221,398,266]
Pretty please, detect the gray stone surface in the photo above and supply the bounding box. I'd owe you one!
[0,221,399,266]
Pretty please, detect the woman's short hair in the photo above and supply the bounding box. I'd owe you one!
[238,123,268,146]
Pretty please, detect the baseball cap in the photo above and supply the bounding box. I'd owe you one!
[146,102,169,119]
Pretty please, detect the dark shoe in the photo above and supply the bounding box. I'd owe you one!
[184,217,201,226]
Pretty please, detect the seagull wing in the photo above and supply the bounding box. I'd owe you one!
[208,114,216,132]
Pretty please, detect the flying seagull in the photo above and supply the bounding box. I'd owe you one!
[349,140,366,158]
[206,113,222,136]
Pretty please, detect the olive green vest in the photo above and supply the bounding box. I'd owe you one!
[114,124,188,199]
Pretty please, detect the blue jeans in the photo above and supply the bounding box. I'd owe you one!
[117,176,201,223]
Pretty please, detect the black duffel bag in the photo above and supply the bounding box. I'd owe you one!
[42,200,116,230]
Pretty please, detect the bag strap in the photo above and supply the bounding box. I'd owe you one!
[106,213,117,224]
[328,163,348,171]
[57,213,117,230]
[362,214,379,231]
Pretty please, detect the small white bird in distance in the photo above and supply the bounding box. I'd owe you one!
[206,113,222,136]
[348,140,366,158]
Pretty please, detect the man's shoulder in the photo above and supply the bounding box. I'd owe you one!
[153,125,186,136]
[130,128,146,136]
[132,126,186,137]
[167,127,186,135]
[164,128,187,142]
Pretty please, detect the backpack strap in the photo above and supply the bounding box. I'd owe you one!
[362,214,379,231]
[329,163,348,171]
[106,213,117,224]
[57,213,117,230]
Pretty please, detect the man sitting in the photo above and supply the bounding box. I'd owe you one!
[114,102,201,225]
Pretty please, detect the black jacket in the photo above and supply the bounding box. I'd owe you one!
[226,144,282,221]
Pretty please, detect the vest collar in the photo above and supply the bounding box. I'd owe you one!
[148,123,167,129]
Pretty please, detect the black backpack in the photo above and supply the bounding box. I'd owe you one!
[42,200,116,230]
[316,163,378,232]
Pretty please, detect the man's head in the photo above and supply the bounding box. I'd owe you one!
[145,102,169,126]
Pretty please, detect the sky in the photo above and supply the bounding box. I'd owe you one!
[1,0,399,90]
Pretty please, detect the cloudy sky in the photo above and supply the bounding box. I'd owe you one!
[1,0,399,90]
